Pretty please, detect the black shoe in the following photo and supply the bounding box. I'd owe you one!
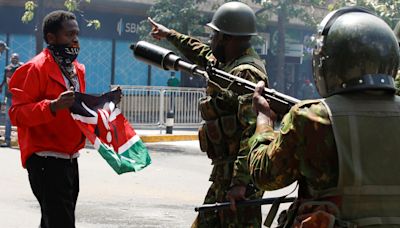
[0,143,10,147]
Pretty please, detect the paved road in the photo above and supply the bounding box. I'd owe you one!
[0,141,296,228]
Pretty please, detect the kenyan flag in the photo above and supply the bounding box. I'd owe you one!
[70,91,151,174]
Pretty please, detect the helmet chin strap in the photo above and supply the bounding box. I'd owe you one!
[329,74,396,96]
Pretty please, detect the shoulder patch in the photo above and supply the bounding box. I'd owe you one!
[291,99,331,126]
[230,64,268,82]
[293,99,322,109]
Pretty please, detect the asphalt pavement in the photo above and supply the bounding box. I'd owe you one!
[0,140,296,228]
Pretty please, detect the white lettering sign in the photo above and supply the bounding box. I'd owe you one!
[116,18,140,36]
[125,23,138,34]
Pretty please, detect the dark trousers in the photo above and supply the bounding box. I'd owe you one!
[4,96,11,145]
[26,154,79,228]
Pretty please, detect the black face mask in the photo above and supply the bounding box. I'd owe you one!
[48,44,80,67]
[212,43,225,63]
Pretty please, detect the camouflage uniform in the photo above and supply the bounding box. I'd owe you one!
[245,98,335,227]
[247,7,400,227]
[248,99,338,193]
[248,99,339,227]
[248,94,400,227]
[167,30,268,227]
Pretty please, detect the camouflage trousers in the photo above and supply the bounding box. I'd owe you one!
[191,181,264,228]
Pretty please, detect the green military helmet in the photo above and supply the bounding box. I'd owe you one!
[207,1,257,36]
[312,7,399,97]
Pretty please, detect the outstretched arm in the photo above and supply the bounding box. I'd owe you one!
[148,17,171,40]
[148,17,215,68]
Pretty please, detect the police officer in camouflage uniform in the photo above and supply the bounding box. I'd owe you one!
[249,7,400,227]
[149,2,268,227]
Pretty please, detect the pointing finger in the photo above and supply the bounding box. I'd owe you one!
[148,17,157,27]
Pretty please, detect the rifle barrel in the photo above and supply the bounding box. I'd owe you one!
[195,197,296,212]
[132,41,301,115]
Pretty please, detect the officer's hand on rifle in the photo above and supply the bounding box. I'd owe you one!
[253,81,276,130]
[226,185,247,212]
[148,17,171,40]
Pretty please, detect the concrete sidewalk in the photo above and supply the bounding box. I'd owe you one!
[136,128,198,142]
[0,126,199,146]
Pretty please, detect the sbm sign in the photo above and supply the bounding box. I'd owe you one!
[117,18,140,36]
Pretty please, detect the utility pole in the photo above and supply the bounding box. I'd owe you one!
[35,0,45,54]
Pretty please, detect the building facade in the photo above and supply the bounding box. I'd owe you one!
[0,0,324,99]
[0,0,177,96]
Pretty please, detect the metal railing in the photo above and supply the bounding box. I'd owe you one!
[115,85,206,128]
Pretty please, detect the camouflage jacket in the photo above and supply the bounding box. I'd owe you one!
[248,99,339,192]
[167,30,268,186]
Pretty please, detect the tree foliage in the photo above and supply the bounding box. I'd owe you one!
[257,0,325,26]
[325,0,400,28]
[22,0,100,29]
[252,0,327,91]
[137,0,208,51]
[137,0,277,54]
[255,0,400,92]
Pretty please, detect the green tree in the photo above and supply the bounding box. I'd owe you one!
[257,0,400,92]
[253,0,326,92]
[22,0,100,53]
[138,0,330,92]
[138,0,273,49]
[137,0,207,52]
[325,0,400,28]
[136,0,208,86]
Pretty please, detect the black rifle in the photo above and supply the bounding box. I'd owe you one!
[131,41,300,115]
[194,196,296,212]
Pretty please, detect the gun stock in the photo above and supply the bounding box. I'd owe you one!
[131,41,300,115]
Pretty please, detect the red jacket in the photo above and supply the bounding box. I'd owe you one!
[9,48,86,168]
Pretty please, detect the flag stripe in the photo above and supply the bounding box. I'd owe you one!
[96,137,151,174]
[109,108,121,122]
[98,109,111,130]
[118,134,141,154]
[71,113,97,124]
[94,137,101,150]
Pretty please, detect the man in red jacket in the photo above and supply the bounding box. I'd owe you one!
[9,10,85,228]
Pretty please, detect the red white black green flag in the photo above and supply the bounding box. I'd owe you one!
[70,91,151,174]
